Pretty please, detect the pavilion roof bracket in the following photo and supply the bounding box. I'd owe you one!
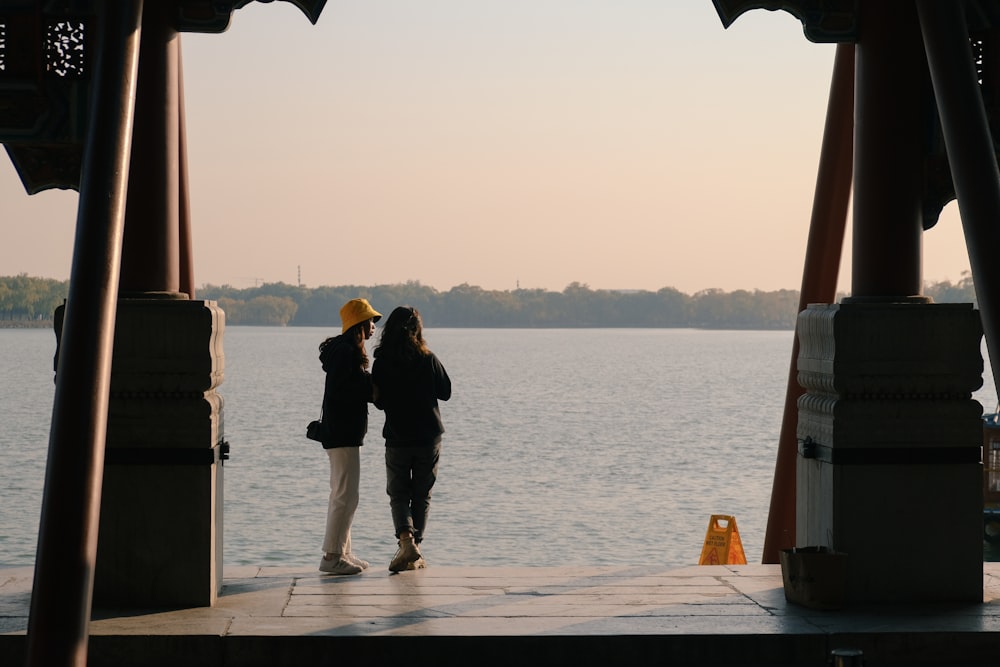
[712,0,859,43]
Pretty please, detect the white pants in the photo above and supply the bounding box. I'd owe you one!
[322,446,360,555]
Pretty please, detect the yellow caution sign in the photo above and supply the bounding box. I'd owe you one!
[699,515,747,565]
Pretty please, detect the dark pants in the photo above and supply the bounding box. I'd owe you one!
[385,443,441,543]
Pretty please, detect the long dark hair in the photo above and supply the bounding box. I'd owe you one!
[319,321,370,369]
[374,306,429,362]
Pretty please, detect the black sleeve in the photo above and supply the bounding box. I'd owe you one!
[430,353,451,402]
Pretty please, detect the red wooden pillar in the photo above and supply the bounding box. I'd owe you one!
[120,1,181,295]
[851,0,928,299]
[762,43,854,563]
[178,45,196,299]
[918,2,1000,398]
[26,3,145,665]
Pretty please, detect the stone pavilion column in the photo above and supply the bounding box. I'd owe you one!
[90,2,226,607]
[793,0,984,604]
[796,302,983,602]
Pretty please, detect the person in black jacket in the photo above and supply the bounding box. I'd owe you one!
[372,306,452,572]
[317,298,381,575]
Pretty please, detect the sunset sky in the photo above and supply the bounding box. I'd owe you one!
[1,1,974,294]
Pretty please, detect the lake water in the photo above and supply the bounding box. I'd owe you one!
[1,327,997,571]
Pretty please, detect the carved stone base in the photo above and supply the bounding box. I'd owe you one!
[91,296,225,607]
[796,301,983,603]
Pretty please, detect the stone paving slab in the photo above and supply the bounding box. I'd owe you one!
[2,564,1000,665]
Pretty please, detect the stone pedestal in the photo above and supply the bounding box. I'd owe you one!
[796,301,983,603]
[91,296,225,607]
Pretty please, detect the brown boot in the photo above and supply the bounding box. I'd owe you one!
[389,536,422,572]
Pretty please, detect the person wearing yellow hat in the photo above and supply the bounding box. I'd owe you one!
[317,298,382,575]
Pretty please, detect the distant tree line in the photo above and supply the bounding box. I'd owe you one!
[202,281,803,329]
[0,274,68,322]
[201,273,978,328]
[0,273,979,329]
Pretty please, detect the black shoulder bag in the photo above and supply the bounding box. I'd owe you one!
[307,404,328,443]
[306,418,325,442]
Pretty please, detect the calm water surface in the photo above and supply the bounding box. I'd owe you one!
[1,327,996,570]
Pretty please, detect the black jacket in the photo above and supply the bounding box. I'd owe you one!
[319,335,373,448]
[372,351,451,447]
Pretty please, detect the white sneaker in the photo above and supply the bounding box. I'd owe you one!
[319,555,362,575]
[344,552,369,569]
[389,537,422,572]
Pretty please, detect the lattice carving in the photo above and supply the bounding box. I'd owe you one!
[45,20,85,78]
[973,38,985,85]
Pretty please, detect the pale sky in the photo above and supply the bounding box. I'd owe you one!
[0,1,974,293]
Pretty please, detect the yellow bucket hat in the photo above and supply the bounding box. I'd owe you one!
[339,298,382,333]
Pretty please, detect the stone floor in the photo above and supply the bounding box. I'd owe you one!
[3,563,1000,666]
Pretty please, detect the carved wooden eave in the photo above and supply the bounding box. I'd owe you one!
[0,0,326,194]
